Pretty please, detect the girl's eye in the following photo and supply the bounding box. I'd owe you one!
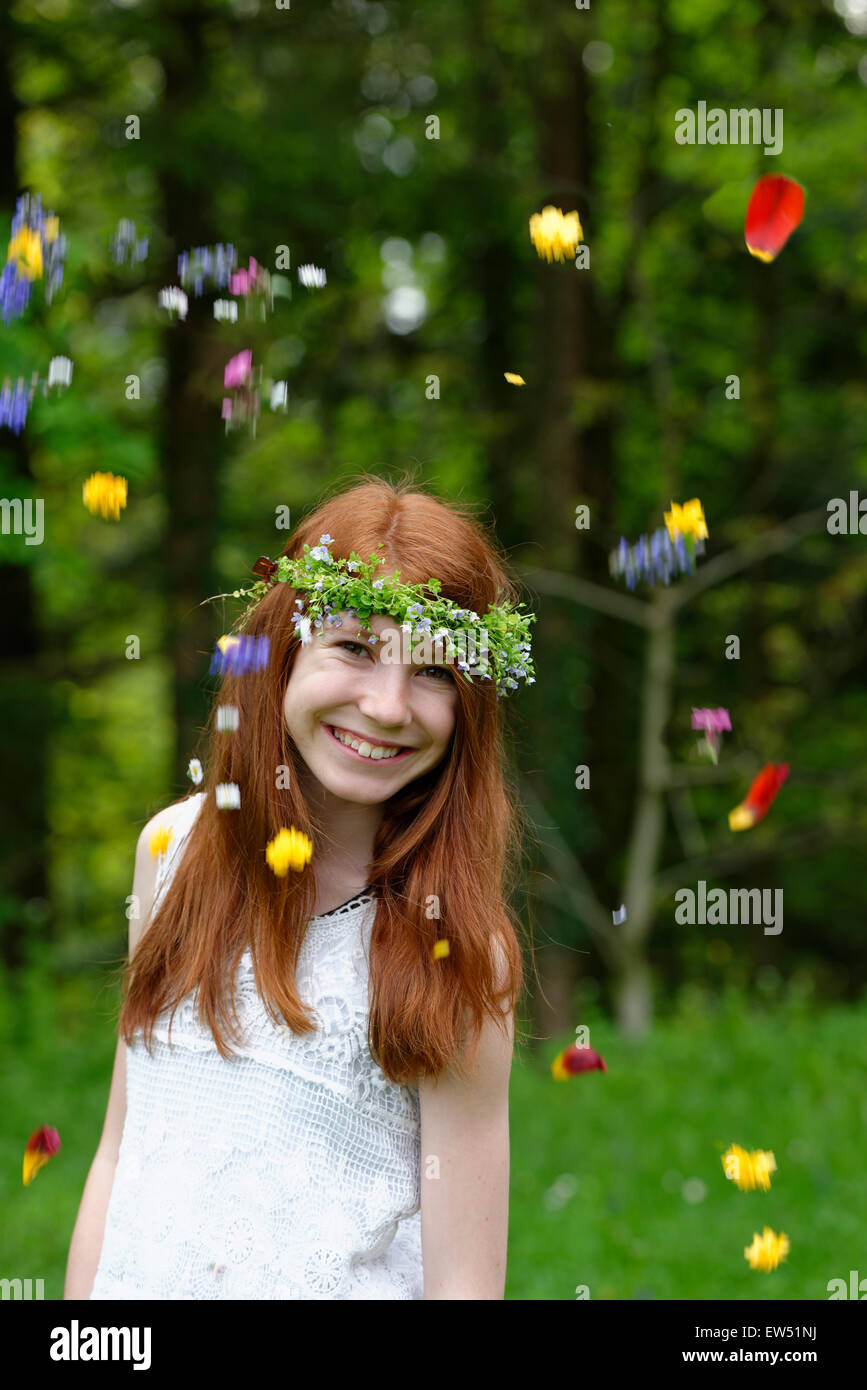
[335,641,452,682]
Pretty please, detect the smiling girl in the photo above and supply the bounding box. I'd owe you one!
[65,475,536,1301]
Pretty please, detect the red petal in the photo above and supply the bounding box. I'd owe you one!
[22,1125,61,1185]
[745,176,804,261]
[745,762,789,821]
[562,1045,607,1075]
[26,1124,61,1157]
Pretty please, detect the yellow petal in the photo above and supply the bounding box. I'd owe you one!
[149,825,174,857]
[728,804,754,832]
[503,372,525,385]
[551,1052,570,1081]
[23,1150,49,1186]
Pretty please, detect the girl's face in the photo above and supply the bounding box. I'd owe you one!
[283,610,459,805]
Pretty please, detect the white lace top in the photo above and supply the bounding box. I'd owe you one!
[90,792,423,1300]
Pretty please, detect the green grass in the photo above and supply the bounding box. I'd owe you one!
[2,957,865,1300]
[507,985,867,1300]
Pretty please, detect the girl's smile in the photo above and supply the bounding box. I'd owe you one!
[323,722,417,763]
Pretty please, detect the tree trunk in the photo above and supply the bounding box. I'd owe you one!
[615,591,675,1035]
[153,1,225,792]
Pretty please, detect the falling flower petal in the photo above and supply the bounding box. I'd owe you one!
[744,1227,789,1271]
[692,708,731,733]
[610,526,700,589]
[503,372,526,385]
[612,904,627,925]
[1,194,66,324]
[224,350,253,389]
[729,763,789,831]
[529,205,584,263]
[209,634,270,675]
[664,498,709,542]
[551,1044,607,1080]
[745,175,805,262]
[149,824,174,857]
[431,939,450,960]
[216,705,239,731]
[0,377,33,434]
[722,1144,777,1191]
[298,264,326,288]
[47,355,73,389]
[23,1125,61,1186]
[110,219,148,266]
[158,286,188,320]
[266,827,313,876]
[177,244,237,296]
[82,472,128,520]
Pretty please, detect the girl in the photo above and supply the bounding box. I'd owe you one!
[65,475,536,1300]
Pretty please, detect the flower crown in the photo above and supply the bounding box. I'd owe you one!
[230,535,536,698]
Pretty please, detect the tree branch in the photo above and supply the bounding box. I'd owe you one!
[519,774,615,954]
[518,567,652,628]
[655,825,849,897]
[670,508,828,610]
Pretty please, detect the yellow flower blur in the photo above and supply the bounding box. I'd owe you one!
[7,227,43,280]
[266,827,313,877]
[744,1227,790,1271]
[728,804,755,831]
[431,938,450,960]
[722,1144,777,1191]
[551,1051,570,1081]
[664,499,708,542]
[82,472,128,520]
[149,824,174,858]
[503,372,526,385]
[528,205,584,263]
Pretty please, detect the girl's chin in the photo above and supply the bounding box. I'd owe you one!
[313,767,400,803]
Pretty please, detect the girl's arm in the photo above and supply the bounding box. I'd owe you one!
[63,812,163,1299]
[418,944,515,1300]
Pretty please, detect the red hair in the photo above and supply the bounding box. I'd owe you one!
[118,475,535,1083]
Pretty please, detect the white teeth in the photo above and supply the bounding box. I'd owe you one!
[330,727,402,759]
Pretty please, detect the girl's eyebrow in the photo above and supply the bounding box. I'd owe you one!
[333,620,376,643]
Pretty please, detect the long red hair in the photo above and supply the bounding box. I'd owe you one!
[118,475,534,1083]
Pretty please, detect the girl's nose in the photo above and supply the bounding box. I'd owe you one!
[356,661,414,731]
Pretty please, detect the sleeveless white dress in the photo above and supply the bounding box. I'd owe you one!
[90,792,423,1300]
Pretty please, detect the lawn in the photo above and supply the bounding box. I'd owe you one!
[2,960,864,1301]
